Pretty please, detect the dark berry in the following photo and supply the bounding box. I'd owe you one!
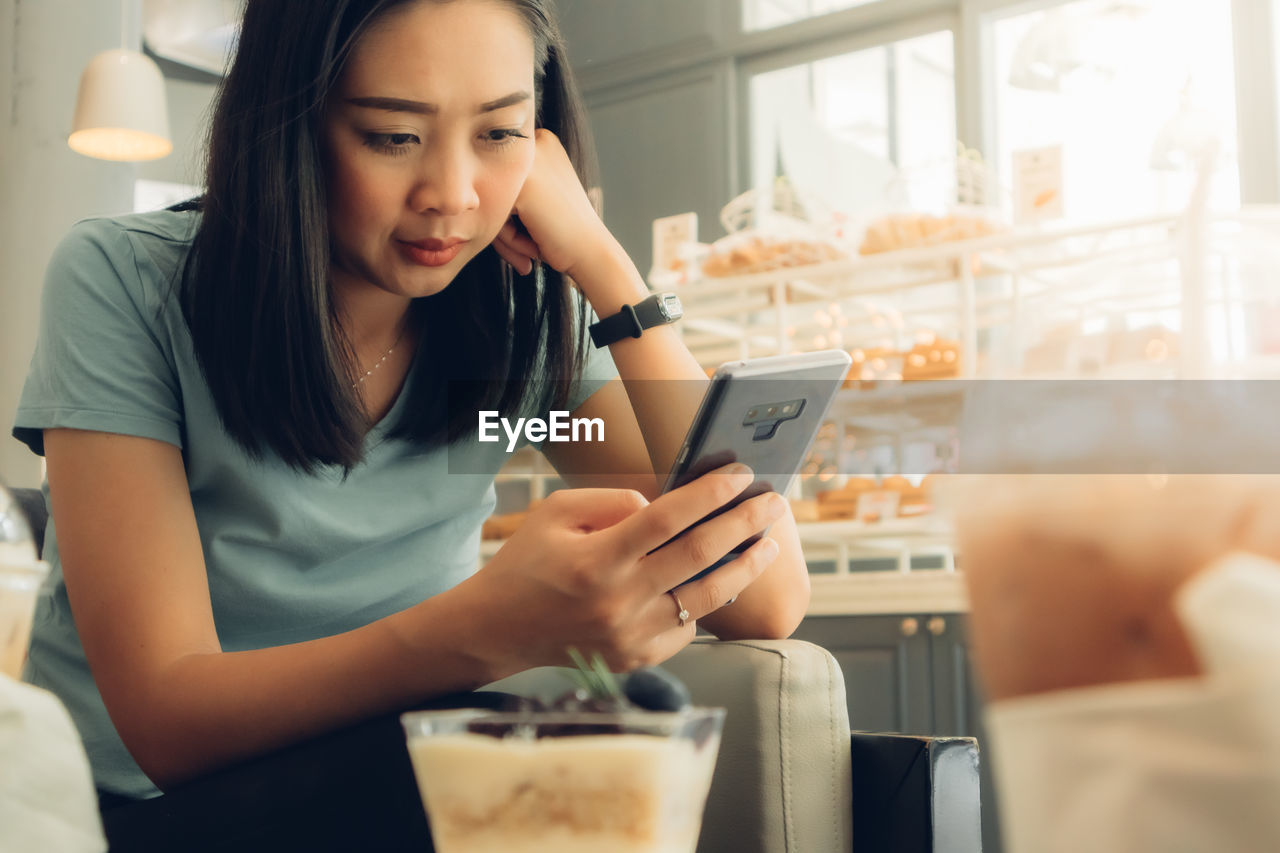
[624,667,691,712]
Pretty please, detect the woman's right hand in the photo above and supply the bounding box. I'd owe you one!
[458,462,786,675]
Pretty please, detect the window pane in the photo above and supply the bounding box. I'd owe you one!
[749,31,958,217]
[743,0,882,32]
[992,0,1240,224]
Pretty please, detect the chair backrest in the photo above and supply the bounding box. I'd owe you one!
[8,487,48,558]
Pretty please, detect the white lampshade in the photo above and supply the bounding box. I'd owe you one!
[68,48,172,162]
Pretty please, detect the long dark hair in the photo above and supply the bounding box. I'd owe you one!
[179,0,596,473]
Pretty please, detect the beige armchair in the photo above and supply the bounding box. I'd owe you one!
[493,637,984,853]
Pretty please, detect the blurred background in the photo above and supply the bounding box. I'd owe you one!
[5,3,1278,848]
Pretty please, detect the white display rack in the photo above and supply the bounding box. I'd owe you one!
[676,207,1280,381]
[478,199,1280,611]
[662,202,1280,600]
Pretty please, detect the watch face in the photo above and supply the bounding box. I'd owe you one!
[658,293,683,321]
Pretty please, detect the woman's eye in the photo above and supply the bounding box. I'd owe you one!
[483,128,528,148]
[363,133,418,155]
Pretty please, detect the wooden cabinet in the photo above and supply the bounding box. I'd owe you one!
[792,613,979,737]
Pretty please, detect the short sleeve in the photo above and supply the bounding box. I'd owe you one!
[12,219,183,456]
[523,287,619,452]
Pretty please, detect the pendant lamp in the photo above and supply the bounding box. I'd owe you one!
[67,2,171,162]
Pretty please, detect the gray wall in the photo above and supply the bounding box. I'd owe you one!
[137,57,219,190]
[0,1,216,487]
[0,0,139,488]
[560,0,740,278]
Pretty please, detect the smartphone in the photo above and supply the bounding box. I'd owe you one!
[659,349,853,585]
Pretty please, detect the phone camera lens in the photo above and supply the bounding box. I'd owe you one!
[767,406,778,416]
[748,409,758,419]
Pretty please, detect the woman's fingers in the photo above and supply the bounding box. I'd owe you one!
[593,537,778,672]
[492,236,534,276]
[640,489,787,593]
[496,219,543,268]
[614,620,698,672]
[658,536,780,624]
[606,463,756,559]
[541,487,650,534]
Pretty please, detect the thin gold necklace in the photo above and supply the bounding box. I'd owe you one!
[352,323,408,390]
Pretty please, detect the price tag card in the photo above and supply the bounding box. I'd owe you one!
[856,490,900,523]
[651,212,698,280]
[1013,146,1064,224]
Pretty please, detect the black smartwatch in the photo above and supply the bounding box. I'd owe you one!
[588,292,683,348]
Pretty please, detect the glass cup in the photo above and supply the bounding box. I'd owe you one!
[937,373,1280,699]
[0,558,48,679]
[401,706,725,853]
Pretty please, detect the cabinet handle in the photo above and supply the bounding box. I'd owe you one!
[927,616,946,636]
[900,617,919,637]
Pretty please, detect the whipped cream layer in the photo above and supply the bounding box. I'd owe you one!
[408,732,718,853]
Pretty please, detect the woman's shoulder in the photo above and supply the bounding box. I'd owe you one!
[49,207,201,310]
[61,207,200,261]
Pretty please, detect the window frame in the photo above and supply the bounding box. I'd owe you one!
[728,0,1280,209]
[733,9,960,195]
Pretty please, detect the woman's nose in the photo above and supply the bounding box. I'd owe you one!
[408,145,481,216]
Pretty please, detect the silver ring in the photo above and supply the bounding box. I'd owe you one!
[669,590,690,627]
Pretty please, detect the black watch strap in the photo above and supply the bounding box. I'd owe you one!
[589,293,683,348]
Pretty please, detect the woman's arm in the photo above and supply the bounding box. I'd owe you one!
[46,428,784,789]
[45,429,506,790]
[502,131,811,641]
[532,241,811,640]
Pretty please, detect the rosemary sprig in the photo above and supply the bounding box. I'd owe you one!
[565,647,624,700]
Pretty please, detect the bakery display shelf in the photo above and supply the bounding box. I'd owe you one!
[795,515,951,545]
[477,207,1280,591]
[806,570,968,616]
[676,208,1280,390]
[1213,353,1280,379]
[676,212,1183,303]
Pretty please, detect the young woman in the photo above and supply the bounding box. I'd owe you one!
[13,0,809,828]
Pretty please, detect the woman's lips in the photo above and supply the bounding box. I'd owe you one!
[398,239,465,267]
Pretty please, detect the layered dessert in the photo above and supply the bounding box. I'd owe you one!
[408,724,717,853]
[403,662,723,853]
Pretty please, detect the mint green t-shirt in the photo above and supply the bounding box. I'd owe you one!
[11,209,618,798]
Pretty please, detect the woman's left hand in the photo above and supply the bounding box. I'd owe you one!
[491,128,616,279]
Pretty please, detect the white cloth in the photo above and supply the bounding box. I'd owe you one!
[0,675,107,853]
[987,552,1280,853]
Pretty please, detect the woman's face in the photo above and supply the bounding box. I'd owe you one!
[323,0,537,301]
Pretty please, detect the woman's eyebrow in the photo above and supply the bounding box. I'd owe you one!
[346,92,532,115]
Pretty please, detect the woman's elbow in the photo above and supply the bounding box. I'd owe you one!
[763,559,811,638]
[754,597,809,640]
[114,704,223,793]
[716,571,810,640]
[121,727,202,792]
